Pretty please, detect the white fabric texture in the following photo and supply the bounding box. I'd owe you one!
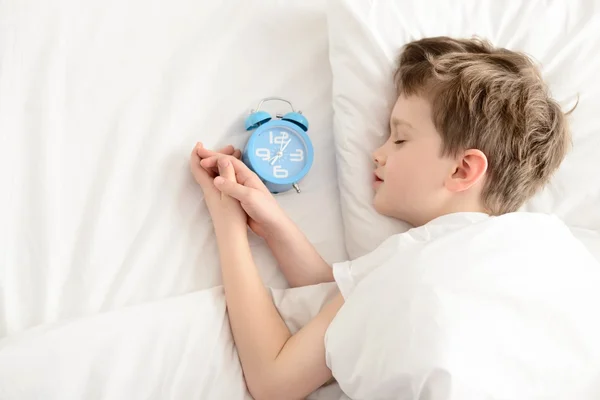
[325,212,600,400]
[3,1,600,399]
[0,0,346,338]
[327,0,600,260]
[0,283,344,400]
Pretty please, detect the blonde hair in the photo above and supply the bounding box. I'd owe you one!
[394,36,573,214]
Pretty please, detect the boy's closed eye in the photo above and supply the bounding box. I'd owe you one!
[394,139,406,145]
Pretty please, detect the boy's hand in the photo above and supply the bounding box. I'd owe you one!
[190,143,241,186]
[197,144,332,288]
[190,143,245,230]
[199,153,288,239]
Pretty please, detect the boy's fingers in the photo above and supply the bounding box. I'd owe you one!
[217,156,236,183]
[191,157,214,188]
[197,145,241,177]
[201,156,267,192]
[218,145,235,155]
[192,148,212,179]
[197,144,235,159]
[191,142,203,160]
[214,177,251,202]
[199,157,216,172]
[229,157,268,192]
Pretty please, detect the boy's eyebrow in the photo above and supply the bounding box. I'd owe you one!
[391,117,414,130]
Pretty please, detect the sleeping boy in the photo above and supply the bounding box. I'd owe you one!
[190,37,600,399]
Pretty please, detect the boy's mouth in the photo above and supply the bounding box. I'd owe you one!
[373,172,384,188]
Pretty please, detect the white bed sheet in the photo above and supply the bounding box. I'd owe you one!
[0,0,347,338]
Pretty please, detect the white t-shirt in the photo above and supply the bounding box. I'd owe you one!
[325,212,600,400]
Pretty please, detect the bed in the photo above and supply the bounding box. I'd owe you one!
[1,0,599,398]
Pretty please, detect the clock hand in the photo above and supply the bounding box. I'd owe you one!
[281,139,292,152]
[269,137,287,165]
[270,150,282,165]
[269,140,292,166]
[270,141,290,166]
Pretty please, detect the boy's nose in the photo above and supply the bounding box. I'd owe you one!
[372,147,387,166]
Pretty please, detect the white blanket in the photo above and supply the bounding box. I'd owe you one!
[0,283,344,400]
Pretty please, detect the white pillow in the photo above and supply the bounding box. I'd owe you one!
[327,0,600,259]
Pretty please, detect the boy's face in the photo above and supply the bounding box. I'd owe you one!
[372,94,456,226]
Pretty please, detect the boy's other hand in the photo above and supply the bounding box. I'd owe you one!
[199,153,288,239]
[190,143,246,229]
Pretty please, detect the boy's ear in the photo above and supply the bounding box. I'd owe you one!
[445,149,488,192]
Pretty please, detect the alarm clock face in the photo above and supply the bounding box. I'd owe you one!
[249,124,313,183]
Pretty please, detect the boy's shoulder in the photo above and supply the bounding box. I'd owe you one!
[361,211,568,259]
[360,211,598,288]
[334,210,598,300]
[402,211,570,242]
[376,211,590,269]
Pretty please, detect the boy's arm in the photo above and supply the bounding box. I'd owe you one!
[214,220,344,400]
[264,215,334,287]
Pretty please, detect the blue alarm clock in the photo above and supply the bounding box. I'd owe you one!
[242,97,314,194]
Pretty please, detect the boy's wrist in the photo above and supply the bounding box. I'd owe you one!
[263,214,296,242]
[213,216,248,239]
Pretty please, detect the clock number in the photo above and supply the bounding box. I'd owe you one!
[290,149,304,162]
[273,165,289,178]
[255,148,271,161]
[270,131,289,145]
